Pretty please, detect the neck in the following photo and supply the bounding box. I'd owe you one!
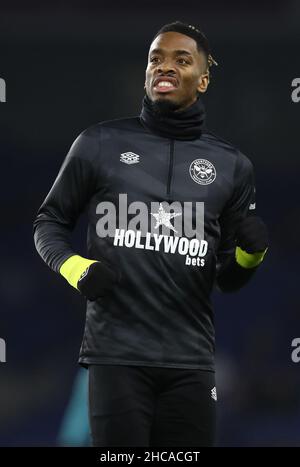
[174,96,198,112]
[139,93,206,141]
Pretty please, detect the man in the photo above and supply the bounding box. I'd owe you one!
[33,21,268,447]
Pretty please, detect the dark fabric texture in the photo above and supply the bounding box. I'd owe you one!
[77,261,119,301]
[140,93,206,140]
[88,364,216,447]
[236,215,269,253]
[216,255,259,292]
[33,105,260,370]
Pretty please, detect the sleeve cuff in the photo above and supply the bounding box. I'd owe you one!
[59,254,97,289]
[235,246,268,269]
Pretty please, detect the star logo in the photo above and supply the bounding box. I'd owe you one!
[151,203,182,233]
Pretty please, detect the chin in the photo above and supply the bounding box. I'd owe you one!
[150,95,182,115]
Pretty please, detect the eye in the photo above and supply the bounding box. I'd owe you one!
[177,58,188,64]
[150,57,160,63]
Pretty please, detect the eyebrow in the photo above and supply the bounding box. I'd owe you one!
[150,48,193,57]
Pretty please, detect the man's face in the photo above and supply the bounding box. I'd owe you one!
[145,31,209,112]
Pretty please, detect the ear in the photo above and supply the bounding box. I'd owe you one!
[197,72,210,94]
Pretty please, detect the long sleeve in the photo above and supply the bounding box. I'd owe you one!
[33,128,99,273]
[215,152,258,292]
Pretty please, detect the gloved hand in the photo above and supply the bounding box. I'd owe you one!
[59,255,118,301]
[235,215,269,268]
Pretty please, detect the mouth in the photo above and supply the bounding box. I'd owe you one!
[152,76,178,93]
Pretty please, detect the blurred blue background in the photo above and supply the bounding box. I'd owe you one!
[0,0,300,446]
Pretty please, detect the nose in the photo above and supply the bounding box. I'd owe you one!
[156,58,176,75]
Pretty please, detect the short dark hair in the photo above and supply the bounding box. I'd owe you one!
[152,21,218,70]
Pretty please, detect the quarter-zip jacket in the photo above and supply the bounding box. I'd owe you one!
[33,98,256,370]
[166,139,174,196]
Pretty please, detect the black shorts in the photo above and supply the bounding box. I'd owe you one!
[88,364,216,447]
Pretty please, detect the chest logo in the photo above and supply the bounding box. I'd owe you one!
[151,203,182,233]
[120,152,140,165]
[189,159,216,185]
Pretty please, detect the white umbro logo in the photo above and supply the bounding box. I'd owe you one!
[249,203,256,210]
[211,386,217,401]
[120,152,140,165]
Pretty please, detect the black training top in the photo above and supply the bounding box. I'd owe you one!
[33,95,257,370]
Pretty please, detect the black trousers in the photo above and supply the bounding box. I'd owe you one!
[88,364,216,447]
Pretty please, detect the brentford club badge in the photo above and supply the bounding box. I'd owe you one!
[189,159,217,185]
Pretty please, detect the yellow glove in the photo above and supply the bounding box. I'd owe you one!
[59,255,98,289]
[59,254,117,300]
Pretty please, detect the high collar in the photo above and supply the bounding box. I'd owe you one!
[139,93,206,141]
